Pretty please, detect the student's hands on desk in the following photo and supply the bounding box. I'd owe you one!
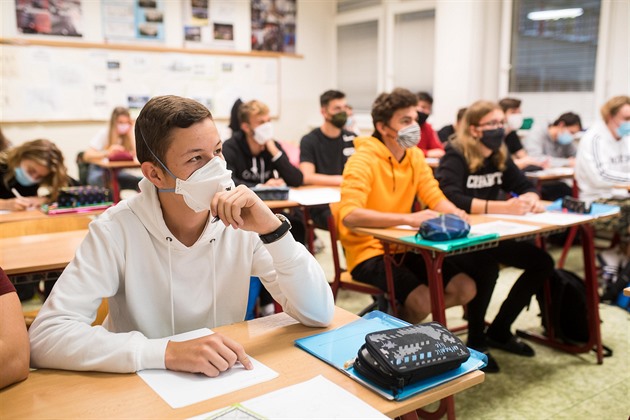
[211,184,282,234]
[505,192,545,214]
[165,333,253,377]
[1,196,42,211]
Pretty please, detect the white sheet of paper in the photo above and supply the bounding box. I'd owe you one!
[190,375,388,420]
[470,220,541,237]
[486,212,592,226]
[392,224,417,231]
[288,188,340,206]
[137,328,279,409]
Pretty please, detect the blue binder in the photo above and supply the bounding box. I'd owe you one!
[295,311,487,401]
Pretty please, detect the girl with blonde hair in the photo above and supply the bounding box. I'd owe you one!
[436,100,554,373]
[84,106,140,191]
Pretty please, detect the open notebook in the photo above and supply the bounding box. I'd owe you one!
[295,311,487,401]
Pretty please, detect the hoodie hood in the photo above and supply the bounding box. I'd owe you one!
[126,177,224,252]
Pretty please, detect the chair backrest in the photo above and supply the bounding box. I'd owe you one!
[76,151,89,185]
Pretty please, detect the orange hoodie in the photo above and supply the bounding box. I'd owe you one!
[336,136,446,272]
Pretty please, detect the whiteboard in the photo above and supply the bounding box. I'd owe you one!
[0,45,279,122]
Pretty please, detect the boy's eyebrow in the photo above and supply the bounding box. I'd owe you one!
[180,148,206,157]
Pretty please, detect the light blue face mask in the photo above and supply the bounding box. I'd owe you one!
[14,166,38,187]
[556,131,574,146]
[617,121,630,137]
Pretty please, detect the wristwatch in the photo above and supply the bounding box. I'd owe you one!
[259,214,292,244]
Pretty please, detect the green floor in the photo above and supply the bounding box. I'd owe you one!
[319,232,630,419]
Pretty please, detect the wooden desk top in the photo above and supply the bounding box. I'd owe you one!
[0,308,484,419]
[0,208,104,224]
[87,158,141,169]
[525,167,574,182]
[352,214,570,251]
[0,230,87,275]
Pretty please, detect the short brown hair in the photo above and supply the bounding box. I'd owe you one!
[371,88,418,132]
[238,100,270,125]
[498,97,521,112]
[600,95,630,122]
[135,95,212,165]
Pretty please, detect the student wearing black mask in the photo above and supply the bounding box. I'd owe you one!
[415,92,445,158]
[435,100,554,373]
[299,90,356,229]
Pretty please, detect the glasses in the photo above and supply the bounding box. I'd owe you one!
[477,120,505,129]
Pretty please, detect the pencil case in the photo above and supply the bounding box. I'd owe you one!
[353,322,470,396]
[251,186,289,201]
[56,186,113,208]
[417,214,470,241]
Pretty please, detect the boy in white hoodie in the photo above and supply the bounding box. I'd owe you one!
[29,95,334,376]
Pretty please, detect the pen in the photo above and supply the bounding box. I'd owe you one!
[11,188,23,198]
[211,186,232,223]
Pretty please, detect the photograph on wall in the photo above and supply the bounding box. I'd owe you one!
[16,0,83,37]
[182,0,235,49]
[251,0,296,53]
[136,0,164,40]
[102,0,164,42]
[213,23,233,41]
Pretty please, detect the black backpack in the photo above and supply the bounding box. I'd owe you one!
[537,269,613,356]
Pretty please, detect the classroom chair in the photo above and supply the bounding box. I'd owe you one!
[326,214,398,317]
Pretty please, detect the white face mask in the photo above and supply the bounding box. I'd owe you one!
[160,157,235,213]
[253,122,274,145]
[117,123,131,135]
[507,114,524,131]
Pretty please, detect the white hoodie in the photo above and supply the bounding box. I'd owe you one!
[29,178,334,373]
[575,120,630,202]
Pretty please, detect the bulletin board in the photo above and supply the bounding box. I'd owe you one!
[0,42,280,122]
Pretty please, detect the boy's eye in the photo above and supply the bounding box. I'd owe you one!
[189,155,201,162]
[214,148,222,156]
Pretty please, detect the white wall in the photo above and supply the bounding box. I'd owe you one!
[1,0,335,178]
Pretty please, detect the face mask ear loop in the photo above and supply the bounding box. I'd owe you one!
[138,127,178,192]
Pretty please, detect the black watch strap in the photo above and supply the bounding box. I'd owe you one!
[259,214,292,244]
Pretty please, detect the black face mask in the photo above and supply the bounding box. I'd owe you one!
[417,111,429,125]
[330,111,348,129]
[479,128,505,152]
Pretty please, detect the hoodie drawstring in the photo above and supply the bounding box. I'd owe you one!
[388,156,396,192]
[166,236,175,335]
[209,238,217,327]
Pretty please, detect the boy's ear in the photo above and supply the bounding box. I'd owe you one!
[141,161,168,188]
[375,121,387,138]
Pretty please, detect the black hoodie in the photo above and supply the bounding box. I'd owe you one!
[222,130,303,188]
[435,143,536,212]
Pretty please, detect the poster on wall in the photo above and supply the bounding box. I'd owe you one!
[182,0,235,49]
[251,0,296,53]
[102,0,164,42]
[15,0,83,37]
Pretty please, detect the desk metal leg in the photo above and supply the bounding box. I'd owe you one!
[382,243,400,317]
[109,168,121,203]
[516,224,604,364]
[302,206,315,255]
[419,251,447,325]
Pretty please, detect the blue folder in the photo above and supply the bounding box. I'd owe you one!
[295,311,487,401]
[546,199,620,216]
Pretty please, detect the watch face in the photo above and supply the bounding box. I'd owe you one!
[276,213,291,227]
